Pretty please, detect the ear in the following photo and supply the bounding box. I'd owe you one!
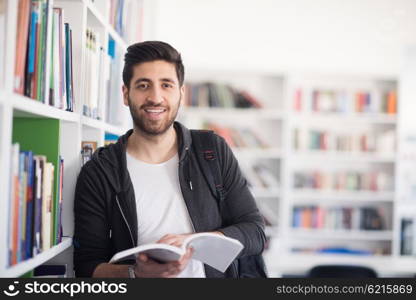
[180,84,185,104]
[122,85,129,106]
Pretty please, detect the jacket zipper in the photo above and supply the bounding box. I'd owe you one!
[115,195,135,247]
[182,147,197,233]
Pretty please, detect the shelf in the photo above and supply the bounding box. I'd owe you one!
[289,228,393,241]
[9,93,80,122]
[292,190,394,203]
[392,257,416,274]
[292,151,396,163]
[102,122,127,136]
[1,237,72,278]
[81,116,126,136]
[264,252,401,276]
[84,0,128,50]
[180,107,285,120]
[250,187,281,198]
[233,147,283,159]
[291,112,397,125]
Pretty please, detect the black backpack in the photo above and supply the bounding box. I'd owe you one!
[191,130,268,278]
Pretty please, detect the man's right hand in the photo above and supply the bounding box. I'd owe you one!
[133,247,194,278]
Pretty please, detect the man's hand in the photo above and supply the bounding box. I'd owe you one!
[156,231,224,247]
[133,247,193,278]
[156,233,192,247]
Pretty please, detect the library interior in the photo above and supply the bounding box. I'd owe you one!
[1,0,416,278]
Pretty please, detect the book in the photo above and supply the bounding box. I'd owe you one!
[109,233,244,273]
[14,0,32,94]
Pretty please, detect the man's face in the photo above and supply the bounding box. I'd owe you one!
[123,60,184,136]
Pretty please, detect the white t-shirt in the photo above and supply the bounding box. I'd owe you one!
[126,152,206,278]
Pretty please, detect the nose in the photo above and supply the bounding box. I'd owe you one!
[146,85,163,104]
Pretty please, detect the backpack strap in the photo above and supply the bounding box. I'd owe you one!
[190,130,225,205]
[191,129,268,278]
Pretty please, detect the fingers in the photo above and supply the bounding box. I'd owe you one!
[156,234,176,244]
[156,233,192,247]
[180,247,194,263]
[137,253,148,263]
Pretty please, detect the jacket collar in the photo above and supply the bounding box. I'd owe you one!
[92,121,192,194]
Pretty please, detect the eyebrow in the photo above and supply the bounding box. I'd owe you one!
[133,78,176,85]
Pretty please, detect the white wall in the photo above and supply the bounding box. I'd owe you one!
[150,0,416,76]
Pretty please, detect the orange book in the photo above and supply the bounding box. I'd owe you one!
[207,124,235,147]
[387,91,397,114]
[14,0,32,94]
[302,207,313,228]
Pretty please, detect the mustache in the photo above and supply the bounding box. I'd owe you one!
[140,104,169,110]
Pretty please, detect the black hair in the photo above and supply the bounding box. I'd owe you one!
[123,41,185,88]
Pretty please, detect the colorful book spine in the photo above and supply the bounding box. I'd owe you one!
[24,151,34,259]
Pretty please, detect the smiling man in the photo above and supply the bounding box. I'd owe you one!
[73,41,266,278]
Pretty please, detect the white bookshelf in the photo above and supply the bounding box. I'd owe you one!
[0,0,143,277]
[391,47,416,272]
[289,228,394,241]
[291,190,395,203]
[177,70,411,275]
[179,71,286,233]
[266,73,403,276]
[2,237,72,278]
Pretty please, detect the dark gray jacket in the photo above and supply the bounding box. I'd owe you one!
[73,121,266,277]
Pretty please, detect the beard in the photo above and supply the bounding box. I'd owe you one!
[128,95,181,136]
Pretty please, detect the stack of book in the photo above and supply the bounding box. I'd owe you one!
[293,88,397,114]
[292,206,386,231]
[293,128,396,154]
[8,144,64,266]
[105,38,125,126]
[291,245,388,256]
[185,82,263,108]
[293,170,393,192]
[107,0,143,42]
[82,28,111,120]
[14,0,74,111]
[241,163,280,189]
[203,123,269,148]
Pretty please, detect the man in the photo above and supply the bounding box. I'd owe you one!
[73,41,266,278]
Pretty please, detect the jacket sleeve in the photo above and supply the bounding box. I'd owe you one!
[73,162,112,277]
[214,134,267,257]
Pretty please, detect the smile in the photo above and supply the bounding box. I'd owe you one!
[144,108,166,113]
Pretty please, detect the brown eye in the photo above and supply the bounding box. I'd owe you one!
[137,83,149,90]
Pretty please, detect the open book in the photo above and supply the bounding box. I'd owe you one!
[109,233,244,273]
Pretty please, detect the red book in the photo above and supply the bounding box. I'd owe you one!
[14,0,31,94]
[293,88,302,112]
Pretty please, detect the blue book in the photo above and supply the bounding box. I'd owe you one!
[23,151,34,260]
[25,1,39,96]
[64,23,73,112]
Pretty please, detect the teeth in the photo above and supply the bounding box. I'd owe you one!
[145,109,165,113]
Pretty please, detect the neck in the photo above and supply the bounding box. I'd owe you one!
[127,125,178,164]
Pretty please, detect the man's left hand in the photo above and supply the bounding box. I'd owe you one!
[156,231,224,248]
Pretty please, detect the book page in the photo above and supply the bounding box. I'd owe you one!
[184,233,244,272]
[109,243,184,264]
